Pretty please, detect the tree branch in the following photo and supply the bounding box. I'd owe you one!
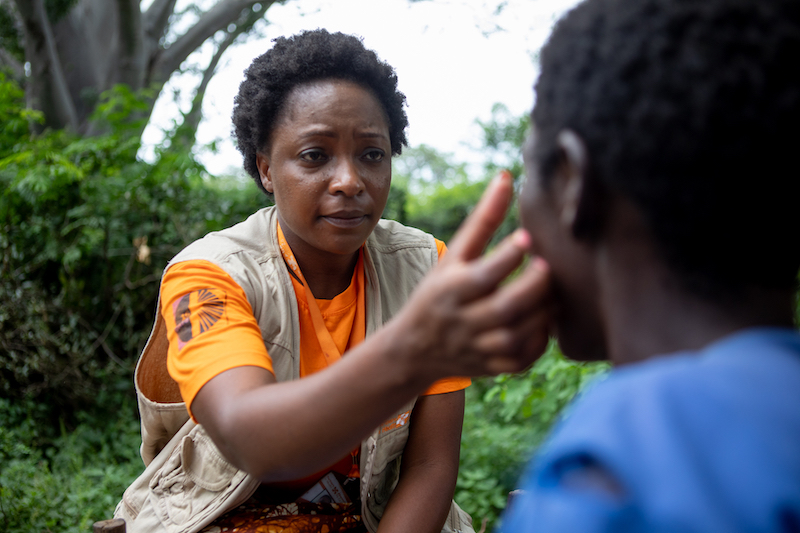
[116,0,145,87]
[31,0,79,130]
[173,6,263,147]
[142,0,176,48]
[8,0,29,18]
[172,36,231,148]
[153,0,275,84]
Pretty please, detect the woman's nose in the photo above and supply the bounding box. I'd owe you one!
[329,159,365,196]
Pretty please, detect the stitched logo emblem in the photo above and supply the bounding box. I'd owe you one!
[172,288,226,349]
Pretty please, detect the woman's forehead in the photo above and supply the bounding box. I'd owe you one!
[274,80,389,131]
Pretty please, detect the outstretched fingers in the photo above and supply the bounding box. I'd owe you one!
[465,257,554,373]
[450,228,533,303]
[464,257,552,329]
[391,171,556,381]
[477,298,553,374]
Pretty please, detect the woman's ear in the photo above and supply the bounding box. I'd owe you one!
[556,129,606,241]
[255,153,274,194]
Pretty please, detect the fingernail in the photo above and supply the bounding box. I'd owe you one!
[532,256,549,272]
[513,229,532,249]
[497,169,513,182]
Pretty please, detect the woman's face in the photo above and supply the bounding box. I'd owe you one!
[257,79,392,265]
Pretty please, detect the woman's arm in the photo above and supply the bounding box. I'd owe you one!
[191,345,437,483]
[192,173,553,483]
[376,391,465,533]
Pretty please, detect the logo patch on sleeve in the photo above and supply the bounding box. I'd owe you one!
[172,288,227,350]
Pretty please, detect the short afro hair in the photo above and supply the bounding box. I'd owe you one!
[232,29,408,194]
[533,0,800,297]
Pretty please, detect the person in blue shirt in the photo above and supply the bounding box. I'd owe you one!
[503,0,800,531]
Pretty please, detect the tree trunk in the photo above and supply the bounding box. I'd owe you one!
[8,0,274,136]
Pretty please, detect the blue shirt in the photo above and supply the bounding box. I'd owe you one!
[502,328,800,533]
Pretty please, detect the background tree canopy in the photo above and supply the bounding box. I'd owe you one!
[1,0,277,139]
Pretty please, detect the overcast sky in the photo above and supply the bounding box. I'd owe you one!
[141,0,580,176]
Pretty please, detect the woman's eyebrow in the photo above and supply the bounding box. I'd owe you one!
[297,129,389,140]
[299,128,337,139]
[355,131,389,140]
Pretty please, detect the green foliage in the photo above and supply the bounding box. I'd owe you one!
[390,144,479,242]
[482,343,609,426]
[0,75,269,531]
[0,73,42,145]
[0,397,142,533]
[44,0,83,22]
[795,273,800,327]
[0,77,266,418]
[389,104,530,246]
[457,343,609,530]
[476,102,530,180]
[0,7,24,64]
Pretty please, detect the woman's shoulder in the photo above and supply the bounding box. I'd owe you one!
[172,206,280,265]
[369,218,438,251]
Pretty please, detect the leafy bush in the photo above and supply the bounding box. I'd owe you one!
[0,77,267,419]
[457,343,609,531]
[0,74,269,532]
[0,397,142,533]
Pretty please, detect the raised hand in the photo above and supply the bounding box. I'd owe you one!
[388,171,554,382]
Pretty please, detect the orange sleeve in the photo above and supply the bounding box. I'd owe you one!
[161,260,274,419]
[435,238,447,258]
[421,238,471,396]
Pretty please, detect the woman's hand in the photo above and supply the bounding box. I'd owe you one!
[382,171,553,386]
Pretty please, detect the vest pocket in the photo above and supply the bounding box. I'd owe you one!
[364,421,409,520]
[148,425,248,532]
[443,500,475,533]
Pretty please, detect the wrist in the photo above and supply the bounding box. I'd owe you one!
[369,316,438,395]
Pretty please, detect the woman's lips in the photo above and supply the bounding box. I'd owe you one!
[321,213,367,228]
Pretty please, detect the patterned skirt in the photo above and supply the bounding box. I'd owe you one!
[200,492,367,533]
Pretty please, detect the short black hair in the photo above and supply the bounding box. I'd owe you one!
[533,0,800,296]
[232,29,408,194]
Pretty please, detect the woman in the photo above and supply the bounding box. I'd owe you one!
[116,29,550,533]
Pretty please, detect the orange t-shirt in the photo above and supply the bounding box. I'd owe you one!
[163,238,468,417]
[161,235,468,489]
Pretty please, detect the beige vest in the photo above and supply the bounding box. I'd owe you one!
[115,206,474,533]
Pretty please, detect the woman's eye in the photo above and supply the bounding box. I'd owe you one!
[299,150,327,162]
[362,149,385,162]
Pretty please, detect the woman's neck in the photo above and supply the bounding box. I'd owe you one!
[294,249,359,300]
[276,214,361,299]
